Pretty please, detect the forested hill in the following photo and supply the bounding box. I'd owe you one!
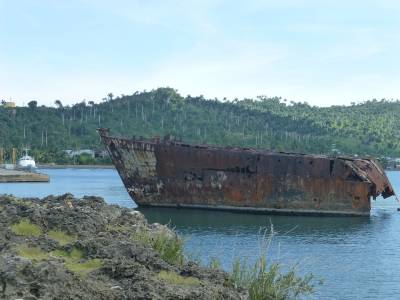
[1,87,399,162]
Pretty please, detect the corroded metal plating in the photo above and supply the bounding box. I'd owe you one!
[98,128,395,216]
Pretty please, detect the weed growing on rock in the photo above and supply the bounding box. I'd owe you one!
[132,226,185,266]
[209,257,221,270]
[17,243,95,277]
[229,226,319,300]
[11,219,42,237]
[47,230,77,246]
[52,247,101,277]
[51,247,84,260]
[16,245,49,261]
[152,232,184,266]
[65,259,103,277]
[231,258,315,300]
[157,271,201,286]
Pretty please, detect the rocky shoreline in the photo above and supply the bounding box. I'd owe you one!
[0,194,246,299]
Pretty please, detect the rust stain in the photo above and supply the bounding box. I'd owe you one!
[98,128,395,216]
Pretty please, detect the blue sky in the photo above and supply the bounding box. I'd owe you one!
[0,0,399,106]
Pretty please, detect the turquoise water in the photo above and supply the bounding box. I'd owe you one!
[1,168,400,299]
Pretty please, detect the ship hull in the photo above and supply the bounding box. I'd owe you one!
[99,129,394,216]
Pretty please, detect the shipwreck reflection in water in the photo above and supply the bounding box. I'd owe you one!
[139,206,373,236]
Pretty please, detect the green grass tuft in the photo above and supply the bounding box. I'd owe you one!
[157,271,201,286]
[231,258,316,300]
[51,247,84,260]
[51,249,70,258]
[70,248,84,260]
[209,257,221,270]
[65,259,103,277]
[47,230,77,245]
[51,247,98,277]
[17,245,49,261]
[11,219,42,237]
[229,226,319,300]
[132,226,184,266]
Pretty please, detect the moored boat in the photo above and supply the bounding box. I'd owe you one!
[17,149,36,171]
[98,128,395,216]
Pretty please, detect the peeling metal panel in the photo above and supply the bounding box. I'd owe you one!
[98,128,395,216]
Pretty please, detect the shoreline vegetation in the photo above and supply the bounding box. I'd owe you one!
[1,88,400,168]
[0,194,319,299]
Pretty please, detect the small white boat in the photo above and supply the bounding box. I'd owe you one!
[17,149,36,171]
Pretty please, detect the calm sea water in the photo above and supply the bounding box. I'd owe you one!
[1,168,400,299]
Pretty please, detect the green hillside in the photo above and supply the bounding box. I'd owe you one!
[0,88,399,163]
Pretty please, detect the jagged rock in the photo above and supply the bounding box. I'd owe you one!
[0,195,247,300]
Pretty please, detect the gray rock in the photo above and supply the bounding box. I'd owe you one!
[0,194,247,300]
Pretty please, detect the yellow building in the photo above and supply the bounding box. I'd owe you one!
[3,102,16,108]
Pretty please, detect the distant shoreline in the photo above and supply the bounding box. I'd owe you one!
[38,164,115,169]
[35,163,400,171]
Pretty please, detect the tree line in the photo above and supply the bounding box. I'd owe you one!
[0,88,398,163]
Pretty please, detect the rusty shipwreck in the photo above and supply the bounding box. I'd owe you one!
[99,128,395,216]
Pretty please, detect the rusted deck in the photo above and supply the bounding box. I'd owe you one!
[98,128,394,216]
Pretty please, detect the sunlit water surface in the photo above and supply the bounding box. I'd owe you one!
[2,168,400,299]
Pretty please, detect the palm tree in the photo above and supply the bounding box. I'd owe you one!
[54,100,63,109]
[88,101,95,117]
[107,93,114,101]
[28,100,38,109]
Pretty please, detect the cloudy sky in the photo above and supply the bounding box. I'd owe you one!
[0,0,399,106]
